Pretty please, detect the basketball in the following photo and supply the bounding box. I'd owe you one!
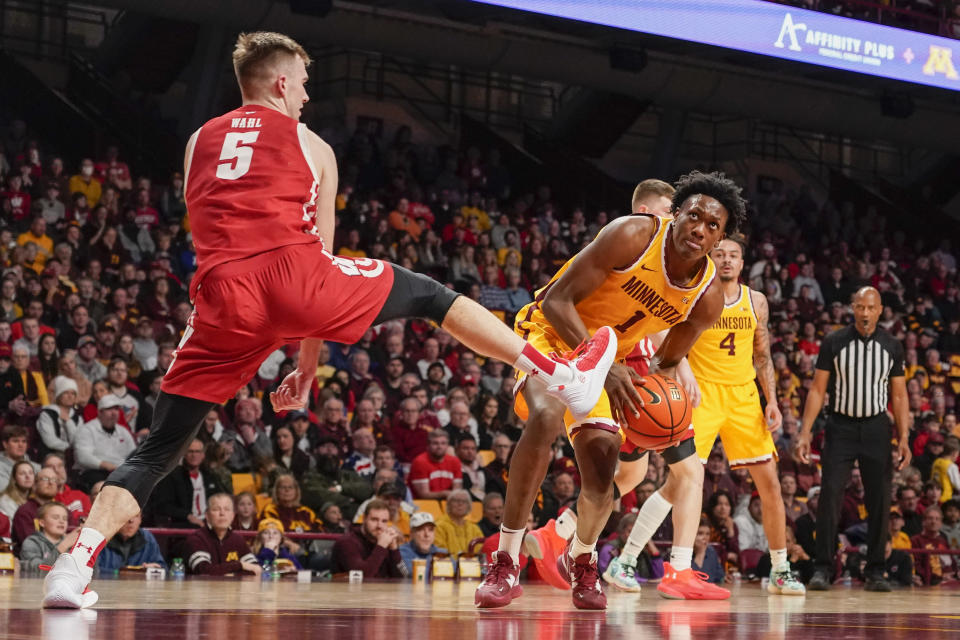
[622,374,692,451]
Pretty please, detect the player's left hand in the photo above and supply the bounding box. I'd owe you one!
[764,402,782,432]
[270,369,311,411]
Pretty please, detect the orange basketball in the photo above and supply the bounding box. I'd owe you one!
[622,374,692,451]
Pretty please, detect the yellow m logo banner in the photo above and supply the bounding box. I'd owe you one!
[923,46,959,79]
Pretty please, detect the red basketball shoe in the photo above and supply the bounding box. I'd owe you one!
[557,549,607,610]
[475,552,523,609]
[657,562,731,600]
[546,326,617,422]
[523,519,572,591]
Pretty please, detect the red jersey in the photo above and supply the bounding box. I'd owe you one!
[408,452,462,493]
[185,105,322,300]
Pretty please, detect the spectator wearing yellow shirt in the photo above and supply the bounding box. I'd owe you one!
[17,218,54,269]
[889,507,912,550]
[68,159,101,208]
[434,489,482,557]
[460,192,490,232]
[338,229,368,259]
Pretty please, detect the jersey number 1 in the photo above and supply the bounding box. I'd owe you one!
[216,131,260,180]
[614,310,647,334]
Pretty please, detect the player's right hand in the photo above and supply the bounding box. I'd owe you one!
[269,369,311,411]
[794,433,811,465]
[605,362,645,426]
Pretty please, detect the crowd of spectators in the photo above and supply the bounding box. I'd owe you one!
[772,0,960,37]
[2,109,960,587]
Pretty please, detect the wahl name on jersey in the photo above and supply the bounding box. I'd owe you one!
[619,276,684,325]
[230,117,263,128]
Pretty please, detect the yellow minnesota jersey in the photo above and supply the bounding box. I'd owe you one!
[687,284,757,386]
[516,216,717,359]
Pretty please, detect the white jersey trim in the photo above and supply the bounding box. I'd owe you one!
[296,123,323,243]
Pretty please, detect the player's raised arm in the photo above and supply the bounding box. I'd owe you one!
[651,278,724,380]
[541,215,656,349]
[750,289,781,431]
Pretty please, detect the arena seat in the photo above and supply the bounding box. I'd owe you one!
[231,473,258,495]
[468,501,483,523]
[413,499,444,520]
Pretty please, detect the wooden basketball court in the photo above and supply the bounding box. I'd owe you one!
[2,577,960,639]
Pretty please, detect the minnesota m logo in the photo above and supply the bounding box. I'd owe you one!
[923,45,959,79]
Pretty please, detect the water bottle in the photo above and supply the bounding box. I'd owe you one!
[170,558,186,579]
[262,560,274,580]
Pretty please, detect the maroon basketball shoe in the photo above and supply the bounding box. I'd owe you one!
[475,552,523,609]
[557,548,607,610]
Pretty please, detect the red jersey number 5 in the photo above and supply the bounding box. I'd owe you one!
[216,131,260,180]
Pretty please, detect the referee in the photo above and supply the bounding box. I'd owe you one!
[796,286,911,592]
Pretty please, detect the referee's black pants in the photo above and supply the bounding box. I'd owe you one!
[813,413,892,579]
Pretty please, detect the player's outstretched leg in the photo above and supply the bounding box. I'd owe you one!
[439,297,616,421]
[42,392,214,608]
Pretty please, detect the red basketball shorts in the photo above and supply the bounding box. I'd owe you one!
[162,243,394,403]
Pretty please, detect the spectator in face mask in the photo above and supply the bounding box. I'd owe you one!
[68,159,101,208]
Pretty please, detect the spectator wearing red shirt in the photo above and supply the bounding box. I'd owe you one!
[185,493,261,576]
[95,146,132,191]
[0,510,8,539]
[42,453,91,526]
[391,397,432,464]
[11,466,59,546]
[911,505,952,585]
[408,429,462,500]
[2,174,31,222]
[133,188,160,229]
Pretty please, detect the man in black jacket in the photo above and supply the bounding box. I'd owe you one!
[148,438,228,527]
[332,498,405,578]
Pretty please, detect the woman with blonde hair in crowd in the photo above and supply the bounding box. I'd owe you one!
[0,460,35,521]
[261,472,319,534]
[250,517,302,573]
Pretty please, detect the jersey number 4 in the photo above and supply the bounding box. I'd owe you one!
[216,131,260,180]
[720,332,736,356]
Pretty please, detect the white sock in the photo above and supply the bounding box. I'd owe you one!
[569,533,596,559]
[69,527,107,569]
[513,343,572,387]
[770,548,789,571]
[622,490,672,559]
[670,546,693,572]
[555,508,578,540]
[498,525,525,565]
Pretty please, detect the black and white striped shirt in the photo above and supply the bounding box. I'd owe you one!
[815,326,904,419]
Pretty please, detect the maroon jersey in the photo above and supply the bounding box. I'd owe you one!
[185,105,322,300]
